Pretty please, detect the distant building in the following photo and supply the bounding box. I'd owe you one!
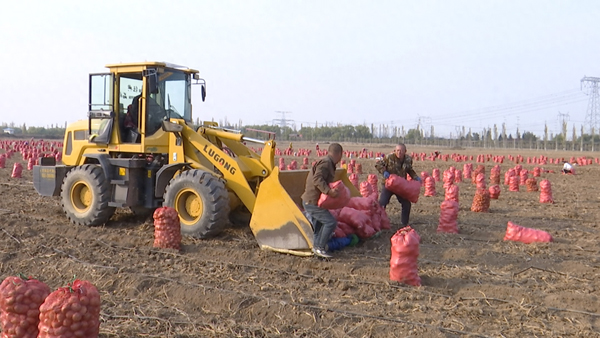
[3,128,14,134]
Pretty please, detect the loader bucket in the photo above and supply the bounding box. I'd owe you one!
[249,167,360,256]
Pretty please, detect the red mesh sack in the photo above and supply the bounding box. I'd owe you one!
[476,173,486,189]
[356,223,376,239]
[423,176,436,197]
[526,178,538,192]
[490,165,501,185]
[11,163,22,178]
[420,171,429,183]
[317,181,351,209]
[346,197,378,213]
[519,170,529,185]
[444,184,459,203]
[329,208,341,219]
[514,164,522,176]
[385,174,421,203]
[338,207,372,231]
[472,165,485,183]
[489,184,500,199]
[356,163,363,174]
[390,226,421,286]
[503,221,553,244]
[153,207,181,250]
[471,187,490,212]
[453,168,462,183]
[348,173,359,189]
[540,179,554,203]
[378,205,391,230]
[504,169,515,185]
[333,226,346,238]
[437,200,459,233]
[432,168,441,182]
[38,280,101,338]
[337,222,355,236]
[463,163,472,180]
[0,276,51,338]
[359,181,374,199]
[533,167,541,177]
[509,176,519,192]
[443,169,455,189]
[0,155,5,168]
[367,174,379,200]
[370,207,382,232]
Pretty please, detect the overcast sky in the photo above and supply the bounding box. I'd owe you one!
[2,0,599,138]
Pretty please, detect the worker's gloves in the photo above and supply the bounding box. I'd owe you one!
[415,177,422,182]
[383,171,390,179]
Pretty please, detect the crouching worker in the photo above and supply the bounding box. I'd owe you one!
[301,143,344,258]
[375,143,421,227]
[562,161,575,175]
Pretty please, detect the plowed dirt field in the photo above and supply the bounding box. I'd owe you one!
[1,141,600,337]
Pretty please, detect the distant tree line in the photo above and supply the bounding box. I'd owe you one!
[1,122,66,139]
[4,119,600,152]
[242,123,600,152]
[242,124,372,142]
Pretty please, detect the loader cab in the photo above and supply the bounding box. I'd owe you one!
[87,62,200,149]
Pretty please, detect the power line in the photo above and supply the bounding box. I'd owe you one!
[434,92,585,123]
[369,88,586,126]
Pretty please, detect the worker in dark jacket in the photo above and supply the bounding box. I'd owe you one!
[301,143,343,258]
[375,143,421,226]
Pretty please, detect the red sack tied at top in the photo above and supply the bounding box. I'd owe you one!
[444,184,459,203]
[385,174,421,203]
[503,221,553,244]
[346,197,378,213]
[488,184,501,199]
[390,226,421,286]
[539,179,554,204]
[437,200,459,234]
[317,180,351,209]
[359,181,374,199]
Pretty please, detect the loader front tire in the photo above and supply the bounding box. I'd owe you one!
[163,170,230,238]
[61,164,115,226]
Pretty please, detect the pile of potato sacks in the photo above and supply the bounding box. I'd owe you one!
[0,276,100,338]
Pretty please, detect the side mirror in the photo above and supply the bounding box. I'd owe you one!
[201,85,206,102]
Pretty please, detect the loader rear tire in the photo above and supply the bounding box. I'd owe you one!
[163,170,230,238]
[61,164,115,226]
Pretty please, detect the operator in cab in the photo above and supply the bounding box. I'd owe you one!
[301,143,343,259]
[124,92,167,141]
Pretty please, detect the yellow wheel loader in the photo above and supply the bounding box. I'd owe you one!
[33,62,359,255]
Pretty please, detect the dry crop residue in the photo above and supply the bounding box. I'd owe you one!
[0,142,599,337]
